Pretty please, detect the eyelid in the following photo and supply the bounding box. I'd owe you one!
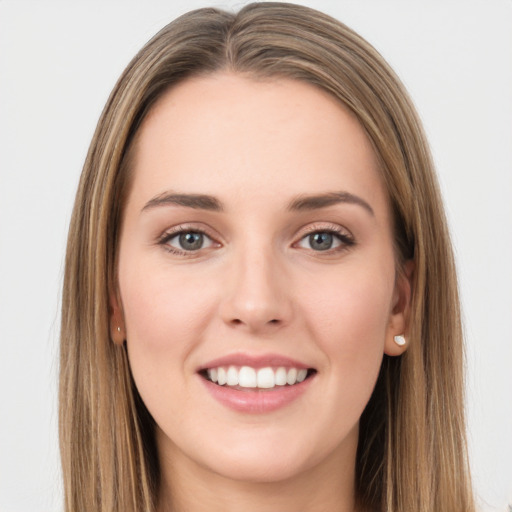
[295,222,353,239]
[156,221,354,256]
[292,222,355,252]
[157,223,222,254]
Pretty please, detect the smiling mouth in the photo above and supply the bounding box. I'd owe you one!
[200,366,317,390]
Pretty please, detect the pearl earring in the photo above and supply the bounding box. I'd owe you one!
[394,334,406,346]
[117,326,121,333]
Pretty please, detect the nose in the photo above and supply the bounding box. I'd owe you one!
[219,245,293,333]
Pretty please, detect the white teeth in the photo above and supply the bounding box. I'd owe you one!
[239,366,257,387]
[286,368,297,385]
[257,367,275,388]
[226,366,238,386]
[205,365,311,388]
[297,369,307,383]
[207,368,218,383]
[275,367,287,386]
[217,367,227,385]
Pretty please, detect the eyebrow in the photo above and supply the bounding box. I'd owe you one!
[142,192,224,213]
[141,190,374,216]
[287,192,374,216]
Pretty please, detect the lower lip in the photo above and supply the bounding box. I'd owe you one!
[200,374,314,414]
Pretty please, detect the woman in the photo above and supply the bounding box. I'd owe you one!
[60,3,475,511]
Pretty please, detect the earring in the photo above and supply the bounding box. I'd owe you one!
[117,326,121,333]
[394,334,406,346]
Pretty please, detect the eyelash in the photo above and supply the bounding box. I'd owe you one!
[157,223,355,256]
[293,223,355,254]
[157,224,219,256]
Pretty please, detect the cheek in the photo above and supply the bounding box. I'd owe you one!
[118,256,222,427]
[299,261,394,381]
[120,257,216,353]
[117,255,220,414]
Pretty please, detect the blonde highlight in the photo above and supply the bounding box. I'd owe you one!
[60,3,474,511]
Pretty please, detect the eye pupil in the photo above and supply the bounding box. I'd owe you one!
[309,232,333,251]
[179,232,203,250]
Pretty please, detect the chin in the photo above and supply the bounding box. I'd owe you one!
[190,429,340,485]
[206,451,316,484]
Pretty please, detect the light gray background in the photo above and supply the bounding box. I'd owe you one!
[1,1,511,511]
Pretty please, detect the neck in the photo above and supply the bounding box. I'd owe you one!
[157,427,360,512]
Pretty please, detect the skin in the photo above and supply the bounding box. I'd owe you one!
[111,73,411,512]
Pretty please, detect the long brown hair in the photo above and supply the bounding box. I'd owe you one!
[60,3,474,511]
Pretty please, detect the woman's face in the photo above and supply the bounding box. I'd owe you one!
[114,73,409,484]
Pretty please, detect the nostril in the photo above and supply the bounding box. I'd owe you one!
[231,318,279,325]
[226,315,285,330]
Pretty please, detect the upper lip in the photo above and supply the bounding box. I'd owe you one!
[197,353,313,372]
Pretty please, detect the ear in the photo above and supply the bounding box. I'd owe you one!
[109,289,126,345]
[384,259,414,356]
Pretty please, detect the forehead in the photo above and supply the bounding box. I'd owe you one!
[128,72,387,214]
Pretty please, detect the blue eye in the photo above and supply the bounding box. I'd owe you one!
[164,231,214,252]
[178,232,204,250]
[308,232,335,251]
[297,230,353,252]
